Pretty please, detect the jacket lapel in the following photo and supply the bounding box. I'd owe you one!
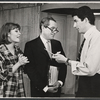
[37,36,50,58]
[51,40,55,54]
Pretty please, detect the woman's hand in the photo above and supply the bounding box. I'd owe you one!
[18,54,29,66]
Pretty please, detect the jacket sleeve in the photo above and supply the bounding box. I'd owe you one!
[50,41,67,85]
[57,42,67,84]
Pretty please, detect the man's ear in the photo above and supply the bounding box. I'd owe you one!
[84,17,89,23]
[41,25,45,30]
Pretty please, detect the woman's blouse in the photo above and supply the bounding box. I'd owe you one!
[0,44,25,97]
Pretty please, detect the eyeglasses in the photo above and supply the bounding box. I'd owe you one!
[46,26,59,33]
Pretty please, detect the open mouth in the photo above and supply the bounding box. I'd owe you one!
[17,35,20,38]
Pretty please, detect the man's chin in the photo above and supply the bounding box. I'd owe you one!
[51,36,54,39]
[79,31,84,34]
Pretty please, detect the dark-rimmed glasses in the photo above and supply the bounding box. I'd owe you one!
[46,26,59,33]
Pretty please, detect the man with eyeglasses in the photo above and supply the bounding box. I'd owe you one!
[24,17,67,97]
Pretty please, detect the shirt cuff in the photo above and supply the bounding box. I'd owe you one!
[43,86,49,92]
[58,80,63,87]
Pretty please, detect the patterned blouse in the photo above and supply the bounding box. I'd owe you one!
[0,44,25,97]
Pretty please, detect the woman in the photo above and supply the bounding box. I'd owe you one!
[0,23,29,97]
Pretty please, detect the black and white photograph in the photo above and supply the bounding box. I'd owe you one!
[0,2,100,99]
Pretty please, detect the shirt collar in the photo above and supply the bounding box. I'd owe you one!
[84,26,96,40]
[40,35,49,45]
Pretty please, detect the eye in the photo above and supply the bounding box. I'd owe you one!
[51,27,57,31]
[74,20,77,22]
[15,29,19,32]
[15,30,18,32]
[51,27,54,29]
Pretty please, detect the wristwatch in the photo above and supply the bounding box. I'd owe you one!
[66,58,70,65]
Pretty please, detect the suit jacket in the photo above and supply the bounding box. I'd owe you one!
[24,36,67,96]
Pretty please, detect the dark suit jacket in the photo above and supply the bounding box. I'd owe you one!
[24,36,67,97]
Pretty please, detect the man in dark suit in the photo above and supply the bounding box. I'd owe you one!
[24,17,67,97]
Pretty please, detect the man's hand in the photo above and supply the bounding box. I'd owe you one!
[52,52,67,63]
[47,86,58,93]
[53,81,61,88]
[47,81,61,93]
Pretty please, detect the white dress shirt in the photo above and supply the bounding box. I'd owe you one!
[71,26,100,76]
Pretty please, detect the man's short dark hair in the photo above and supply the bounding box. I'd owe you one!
[40,17,56,32]
[0,22,21,44]
[72,6,95,25]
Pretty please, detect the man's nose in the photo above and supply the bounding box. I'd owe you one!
[73,23,76,28]
[18,32,21,36]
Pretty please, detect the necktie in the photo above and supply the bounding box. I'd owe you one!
[46,41,52,58]
[77,38,86,61]
[46,41,52,86]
